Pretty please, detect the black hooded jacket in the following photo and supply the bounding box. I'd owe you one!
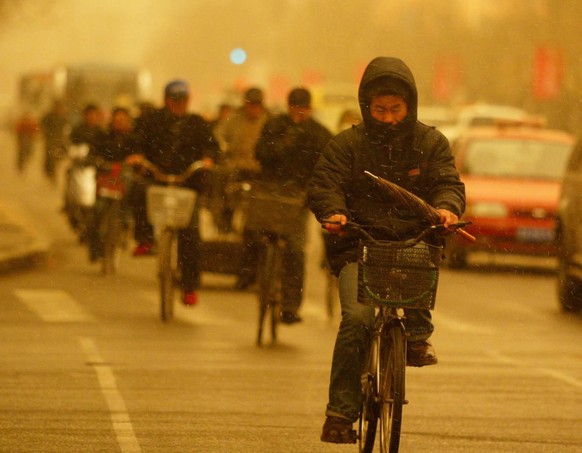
[308,56,466,275]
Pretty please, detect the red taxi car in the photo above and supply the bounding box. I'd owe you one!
[446,122,575,268]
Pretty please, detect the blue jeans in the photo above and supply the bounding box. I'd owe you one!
[325,262,434,422]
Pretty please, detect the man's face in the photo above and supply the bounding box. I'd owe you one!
[289,105,311,124]
[85,109,101,127]
[166,96,189,116]
[369,95,408,125]
[111,111,132,133]
[244,102,264,120]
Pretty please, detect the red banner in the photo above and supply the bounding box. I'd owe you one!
[432,53,462,102]
[532,46,564,101]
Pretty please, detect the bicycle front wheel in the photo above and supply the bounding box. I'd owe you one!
[359,337,379,453]
[377,324,405,453]
[158,228,177,322]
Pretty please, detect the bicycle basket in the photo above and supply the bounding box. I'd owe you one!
[146,185,196,229]
[243,188,306,236]
[357,240,443,310]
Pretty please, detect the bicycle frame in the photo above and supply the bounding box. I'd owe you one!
[137,158,206,321]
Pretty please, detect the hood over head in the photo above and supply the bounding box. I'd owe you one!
[358,57,418,139]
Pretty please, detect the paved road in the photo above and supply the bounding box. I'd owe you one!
[1,131,582,452]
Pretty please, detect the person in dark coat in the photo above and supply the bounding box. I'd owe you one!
[251,87,332,323]
[41,100,69,182]
[308,56,466,443]
[128,80,219,306]
[86,107,135,262]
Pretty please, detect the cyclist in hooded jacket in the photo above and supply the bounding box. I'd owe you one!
[308,56,465,444]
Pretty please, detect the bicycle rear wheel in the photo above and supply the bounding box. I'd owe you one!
[158,228,176,322]
[257,238,279,345]
[377,324,405,453]
[101,200,121,275]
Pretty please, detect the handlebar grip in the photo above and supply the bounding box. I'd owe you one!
[455,227,476,243]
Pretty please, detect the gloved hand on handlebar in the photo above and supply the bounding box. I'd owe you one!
[436,208,459,230]
[323,214,348,235]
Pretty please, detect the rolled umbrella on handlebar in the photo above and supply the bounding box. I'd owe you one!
[364,171,476,243]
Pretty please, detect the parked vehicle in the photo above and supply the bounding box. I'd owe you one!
[446,121,575,268]
[440,103,531,145]
[556,139,582,311]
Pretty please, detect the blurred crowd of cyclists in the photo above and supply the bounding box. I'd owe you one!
[11,81,361,319]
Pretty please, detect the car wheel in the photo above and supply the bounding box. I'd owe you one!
[557,256,582,312]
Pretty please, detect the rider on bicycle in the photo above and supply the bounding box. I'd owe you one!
[128,80,219,306]
[86,107,135,263]
[308,56,466,443]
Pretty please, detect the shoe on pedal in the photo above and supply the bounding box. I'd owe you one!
[406,339,438,367]
[320,416,357,444]
[280,310,302,324]
[132,242,154,257]
[182,291,198,306]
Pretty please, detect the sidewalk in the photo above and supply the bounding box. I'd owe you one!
[0,198,50,271]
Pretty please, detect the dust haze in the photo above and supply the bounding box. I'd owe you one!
[1,0,581,131]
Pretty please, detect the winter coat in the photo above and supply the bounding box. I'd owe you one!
[308,56,465,275]
[215,107,269,174]
[255,113,332,197]
[132,107,219,189]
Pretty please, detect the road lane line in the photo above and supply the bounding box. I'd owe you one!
[14,289,94,322]
[79,336,142,453]
[486,350,582,390]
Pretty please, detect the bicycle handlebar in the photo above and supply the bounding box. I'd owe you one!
[132,158,207,185]
[322,219,475,244]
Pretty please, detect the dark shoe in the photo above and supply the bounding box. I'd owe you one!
[182,291,198,306]
[407,339,438,367]
[320,416,357,444]
[132,242,155,257]
[280,310,302,324]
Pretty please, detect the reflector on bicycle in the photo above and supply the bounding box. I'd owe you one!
[357,240,443,310]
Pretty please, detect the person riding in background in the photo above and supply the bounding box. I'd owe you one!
[41,100,70,183]
[128,79,219,306]
[308,56,466,444]
[70,104,104,149]
[213,87,270,289]
[253,87,332,324]
[86,107,135,263]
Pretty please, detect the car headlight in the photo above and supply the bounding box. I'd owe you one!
[467,202,509,218]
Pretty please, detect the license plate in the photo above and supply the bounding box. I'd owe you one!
[516,227,554,243]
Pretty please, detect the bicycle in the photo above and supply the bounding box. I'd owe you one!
[135,158,206,322]
[243,186,307,346]
[93,161,133,275]
[326,220,472,453]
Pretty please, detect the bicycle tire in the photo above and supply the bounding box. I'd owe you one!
[257,238,279,345]
[377,324,405,453]
[159,228,176,322]
[101,200,121,275]
[359,338,379,453]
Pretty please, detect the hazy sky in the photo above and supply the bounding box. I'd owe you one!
[1,0,385,112]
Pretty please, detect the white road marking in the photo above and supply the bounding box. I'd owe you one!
[79,336,142,453]
[14,289,94,322]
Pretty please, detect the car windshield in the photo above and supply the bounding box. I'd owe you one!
[463,138,572,180]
